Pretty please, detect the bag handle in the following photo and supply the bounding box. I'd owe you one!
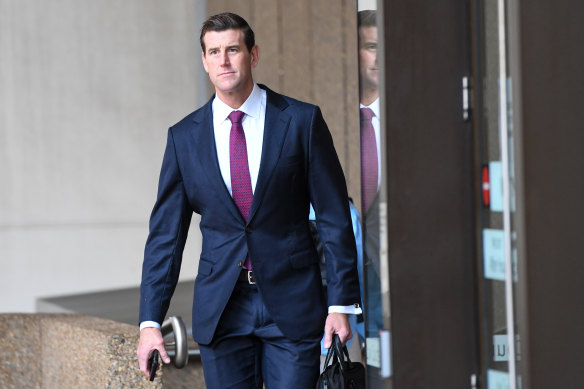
[322,334,354,372]
[333,334,354,371]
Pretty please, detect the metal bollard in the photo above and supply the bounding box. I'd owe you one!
[161,316,189,368]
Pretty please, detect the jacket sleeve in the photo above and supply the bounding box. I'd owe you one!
[139,128,192,325]
[307,107,361,308]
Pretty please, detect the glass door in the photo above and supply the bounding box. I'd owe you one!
[356,0,392,387]
[474,0,521,387]
[360,0,478,386]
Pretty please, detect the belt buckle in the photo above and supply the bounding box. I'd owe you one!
[247,270,256,285]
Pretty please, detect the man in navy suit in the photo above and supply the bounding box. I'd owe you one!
[137,12,361,388]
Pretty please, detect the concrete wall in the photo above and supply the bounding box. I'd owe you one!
[0,1,208,312]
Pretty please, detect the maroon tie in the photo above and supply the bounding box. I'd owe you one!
[229,110,253,269]
[360,107,378,213]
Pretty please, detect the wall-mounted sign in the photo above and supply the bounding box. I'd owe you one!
[493,334,521,362]
[482,165,491,207]
[487,369,510,389]
[483,228,506,281]
[489,161,504,212]
[493,334,509,361]
[379,330,392,378]
[366,337,381,368]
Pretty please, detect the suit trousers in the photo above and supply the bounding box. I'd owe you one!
[198,281,322,389]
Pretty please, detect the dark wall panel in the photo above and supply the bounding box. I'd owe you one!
[384,0,477,387]
[514,1,584,388]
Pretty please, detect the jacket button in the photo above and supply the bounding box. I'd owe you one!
[237,261,243,267]
[245,227,252,233]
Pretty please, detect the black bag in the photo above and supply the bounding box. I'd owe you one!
[316,334,366,389]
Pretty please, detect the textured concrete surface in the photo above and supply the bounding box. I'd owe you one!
[0,314,165,389]
[37,282,206,387]
[0,314,49,388]
[41,315,159,389]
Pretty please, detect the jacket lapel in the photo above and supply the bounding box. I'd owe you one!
[190,99,244,223]
[248,86,291,223]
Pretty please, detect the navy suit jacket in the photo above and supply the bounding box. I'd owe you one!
[139,85,361,345]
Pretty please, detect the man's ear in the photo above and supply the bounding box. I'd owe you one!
[201,51,209,73]
[250,45,260,69]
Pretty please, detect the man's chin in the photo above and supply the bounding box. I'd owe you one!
[214,80,238,92]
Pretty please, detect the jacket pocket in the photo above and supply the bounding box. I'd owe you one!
[197,258,214,276]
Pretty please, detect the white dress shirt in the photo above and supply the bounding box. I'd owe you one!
[213,83,266,194]
[140,84,360,331]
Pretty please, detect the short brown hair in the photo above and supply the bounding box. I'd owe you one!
[200,12,255,53]
[358,10,377,28]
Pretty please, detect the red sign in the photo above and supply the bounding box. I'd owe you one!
[482,165,490,207]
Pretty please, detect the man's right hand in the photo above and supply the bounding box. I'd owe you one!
[137,327,171,378]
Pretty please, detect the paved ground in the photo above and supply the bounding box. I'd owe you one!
[163,357,206,389]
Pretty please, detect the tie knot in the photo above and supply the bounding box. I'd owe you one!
[229,110,245,124]
[360,107,374,122]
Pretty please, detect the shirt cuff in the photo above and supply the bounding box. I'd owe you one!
[139,321,161,331]
[328,304,363,315]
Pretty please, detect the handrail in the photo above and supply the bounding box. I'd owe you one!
[161,316,189,368]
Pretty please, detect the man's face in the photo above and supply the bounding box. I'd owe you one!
[358,26,378,91]
[201,29,259,99]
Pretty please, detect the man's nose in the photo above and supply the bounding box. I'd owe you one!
[220,51,230,66]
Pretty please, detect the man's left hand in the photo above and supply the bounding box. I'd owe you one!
[323,312,352,349]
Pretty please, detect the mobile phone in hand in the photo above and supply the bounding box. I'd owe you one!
[148,349,160,381]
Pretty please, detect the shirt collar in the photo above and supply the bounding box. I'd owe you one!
[212,83,263,123]
[360,97,380,119]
